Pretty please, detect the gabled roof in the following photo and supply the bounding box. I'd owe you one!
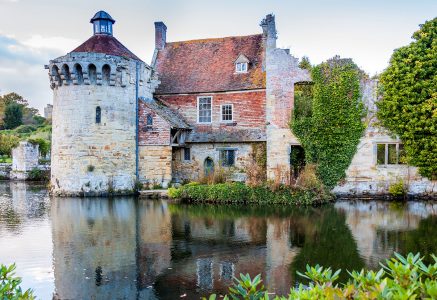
[154,34,265,95]
[140,98,191,129]
[71,34,142,61]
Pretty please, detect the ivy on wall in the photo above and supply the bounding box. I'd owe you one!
[377,17,437,180]
[291,56,365,188]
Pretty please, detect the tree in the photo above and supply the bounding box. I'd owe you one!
[0,134,19,156]
[377,18,437,179]
[299,56,312,71]
[0,92,29,107]
[3,103,23,129]
[291,56,365,188]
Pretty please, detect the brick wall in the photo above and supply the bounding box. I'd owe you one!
[138,101,171,145]
[156,90,266,132]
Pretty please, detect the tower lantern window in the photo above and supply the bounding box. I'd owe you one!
[90,11,115,36]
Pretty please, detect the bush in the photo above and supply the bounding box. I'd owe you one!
[0,134,19,156]
[0,263,35,299]
[389,180,407,197]
[27,168,48,181]
[204,252,437,300]
[27,138,50,157]
[15,125,36,134]
[168,182,332,206]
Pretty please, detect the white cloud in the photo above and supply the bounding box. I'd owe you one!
[22,35,79,53]
[0,34,71,113]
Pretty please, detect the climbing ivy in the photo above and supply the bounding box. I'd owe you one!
[291,56,365,188]
[377,17,437,180]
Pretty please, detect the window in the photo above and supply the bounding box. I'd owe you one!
[235,62,248,73]
[102,64,111,85]
[95,106,101,124]
[183,148,191,161]
[146,114,153,126]
[197,96,212,123]
[220,149,235,167]
[376,143,405,165]
[221,104,233,122]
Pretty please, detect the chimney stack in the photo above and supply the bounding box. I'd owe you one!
[154,22,167,50]
[260,14,276,50]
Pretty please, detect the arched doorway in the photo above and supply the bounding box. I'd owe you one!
[204,157,214,176]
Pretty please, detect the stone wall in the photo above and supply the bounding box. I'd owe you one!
[10,141,40,180]
[333,79,437,196]
[138,101,171,145]
[49,52,157,196]
[138,145,172,187]
[172,142,261,182]
[262,14,310,182]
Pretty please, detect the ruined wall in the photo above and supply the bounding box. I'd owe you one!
[138,145,172,187]
[261,15,310,181]
[156,90,266,131]
[49,52,155,196]
[10,141,39,180]
[333,80,436,196]
[172,142,262,182]
[138,101,171,145]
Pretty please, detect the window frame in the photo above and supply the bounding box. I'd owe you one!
[183,147,191,161]
[197,96,213,124]
[220,104,234,123]
[95,106,101,124]
[375,142,405,166]
[235,62,248,73]
[219,149,236,167]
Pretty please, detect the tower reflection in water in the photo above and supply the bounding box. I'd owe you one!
[50,197,437,299]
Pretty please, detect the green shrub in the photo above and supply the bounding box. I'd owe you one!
[0,134,19,156]
[168,182,332,206]
[27,168,48,181]
[15,125,36,134]
[27,138,50,157]
[168,187,182,198]
[87,165,95,172]
[0,263,35,299]
[389,180,406,197]
[204,252,437,299]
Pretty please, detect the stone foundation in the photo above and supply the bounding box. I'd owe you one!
[139,145,172,188]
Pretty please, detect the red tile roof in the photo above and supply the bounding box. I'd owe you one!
[154,34,265,94]
[71,34,142,61]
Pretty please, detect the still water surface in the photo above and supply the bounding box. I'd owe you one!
[0,182,436,299]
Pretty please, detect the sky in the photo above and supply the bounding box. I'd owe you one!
[0,0,436,113]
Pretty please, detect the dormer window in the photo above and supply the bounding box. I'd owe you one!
[236,62,248,73]
[235,54,249,73]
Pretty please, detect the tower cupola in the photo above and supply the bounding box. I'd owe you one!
[90,11,115,35]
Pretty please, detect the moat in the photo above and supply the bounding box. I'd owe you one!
[0,182,436,299]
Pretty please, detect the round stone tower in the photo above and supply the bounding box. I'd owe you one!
[47,11,155,196]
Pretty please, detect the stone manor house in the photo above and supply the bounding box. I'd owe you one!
[46,11,435,196]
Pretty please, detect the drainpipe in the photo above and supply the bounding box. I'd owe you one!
[135,61,139,181]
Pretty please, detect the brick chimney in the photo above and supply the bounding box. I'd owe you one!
[154,22,167,50]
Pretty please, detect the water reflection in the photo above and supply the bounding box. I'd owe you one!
[0,182,436,299]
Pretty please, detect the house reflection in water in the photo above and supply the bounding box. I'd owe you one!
[50,198,437,299]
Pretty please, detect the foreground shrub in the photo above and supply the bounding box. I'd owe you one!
[204,252,437,299]
[0,263,35,299]
[169,182,332,206]
[389,180,407,197]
